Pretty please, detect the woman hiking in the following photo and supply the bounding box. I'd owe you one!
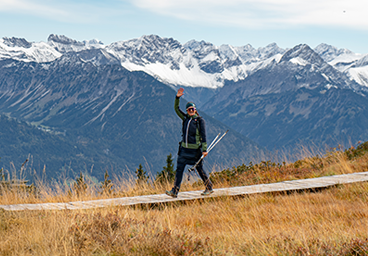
[165,88,214,198]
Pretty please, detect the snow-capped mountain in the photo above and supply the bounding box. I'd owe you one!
[1,34,367,91]
[315,43,368,88]
[314,43,354,62]
[203,44,362,109]
[0,37,61,62]
[202,44,368,150]
[0,34,104,63]
[47,34,104,53]
[104,35,287,88]
[0,34,287,89]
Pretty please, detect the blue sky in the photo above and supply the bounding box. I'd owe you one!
[1,0,367,53]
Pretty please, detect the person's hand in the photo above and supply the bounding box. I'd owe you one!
[202,152,208,158]
[177,88,184,98]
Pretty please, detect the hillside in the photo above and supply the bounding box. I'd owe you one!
[0,115,82,178]
[0,56,264,181]
[1,140,368,255]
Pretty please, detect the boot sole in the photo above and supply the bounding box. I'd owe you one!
[201,190,214,196]
[165,191,177,198]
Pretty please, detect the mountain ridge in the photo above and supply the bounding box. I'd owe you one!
[2,34,366,90]
[201,44,368,150]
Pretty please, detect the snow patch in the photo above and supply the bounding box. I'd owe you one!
[290,57,309,66]
[348,67,368,87]
[329,53,364,67]
[325,84,338,90]
[321,74,330,81]
[0,39,61,62]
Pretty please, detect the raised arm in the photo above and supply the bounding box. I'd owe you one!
[174,88,186,120]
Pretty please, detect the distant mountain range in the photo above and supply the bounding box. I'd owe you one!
[0,34,368,180]
[0,47,263,181]
[1,34,367,90]
[202,45,368,150]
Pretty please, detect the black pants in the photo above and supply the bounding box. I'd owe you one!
[172,147,213,193]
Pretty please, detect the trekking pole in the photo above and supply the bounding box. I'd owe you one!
[207,130,228,152]
[207,132,221,152]
[188,130,228,173]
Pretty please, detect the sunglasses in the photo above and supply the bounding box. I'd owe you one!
[187,108,196,112]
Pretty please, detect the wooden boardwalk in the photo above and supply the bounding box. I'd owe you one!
[1,171,368,211]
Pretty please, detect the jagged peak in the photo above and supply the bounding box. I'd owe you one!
[47,34,105,54]
[256,43,286,58]
[142,34,181,49]
[139,34,162,41]
[133,34,177,45]
[281,44,323,64]
[356,54,368,67]
[48,34,103,47]
[83,39,104,45]
[2,37,32,48]
[183,39,209,50]
[315,43,338,53]
[315,43,353,62]
[47,34,84,46]
[113,34,182,52]
[288,43,312,53]
[182,40,218,59]
[315,43,352,54]
[259,42,279,50]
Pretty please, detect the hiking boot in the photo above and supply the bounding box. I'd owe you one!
[201,189,214,196]
[165,190,178,198]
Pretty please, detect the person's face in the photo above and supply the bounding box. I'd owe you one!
[187,107,196,116]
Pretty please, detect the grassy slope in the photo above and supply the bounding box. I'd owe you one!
[1,142,368,255]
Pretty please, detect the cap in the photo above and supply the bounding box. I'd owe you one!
[186,102,196,109]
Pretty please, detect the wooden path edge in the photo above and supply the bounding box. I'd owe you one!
[1,172,368,211]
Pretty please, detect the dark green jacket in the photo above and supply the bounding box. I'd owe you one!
[175,97,207,152]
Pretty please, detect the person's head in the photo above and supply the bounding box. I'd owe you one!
[186,102,197,116]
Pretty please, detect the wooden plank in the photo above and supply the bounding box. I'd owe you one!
[1,172,368,211]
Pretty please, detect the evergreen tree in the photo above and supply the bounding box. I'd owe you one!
[72,172,88,196]
[100,170,114,195]
[156,153,175,183]
[135,164,149,185]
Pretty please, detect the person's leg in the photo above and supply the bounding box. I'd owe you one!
[195,161,213,191]
[171,155,187,194]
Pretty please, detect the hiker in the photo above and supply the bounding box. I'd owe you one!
[165,88,213,198]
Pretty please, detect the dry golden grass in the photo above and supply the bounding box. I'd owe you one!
[1,183,368,255]
[0,146,368,255]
